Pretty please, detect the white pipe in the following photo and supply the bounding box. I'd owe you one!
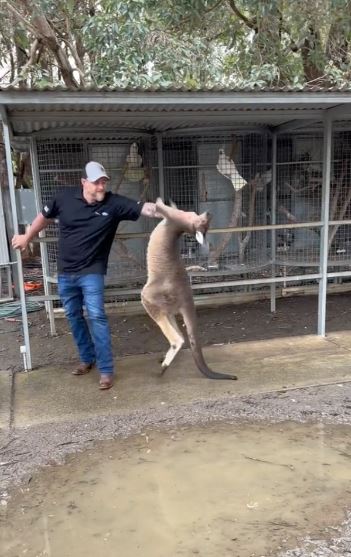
[270,132,277,313]
[157,134,165,200]
[318,115,332,336]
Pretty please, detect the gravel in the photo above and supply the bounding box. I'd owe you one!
[1,381,351,556]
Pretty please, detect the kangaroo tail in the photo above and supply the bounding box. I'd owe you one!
[182,306,237,380]
[181,302,237,380]
[191,344,237,380]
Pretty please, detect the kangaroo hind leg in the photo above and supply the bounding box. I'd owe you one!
[141,297,184,373]
[158,314,184,372]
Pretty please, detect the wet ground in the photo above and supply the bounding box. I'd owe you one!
[2,294,351,556]
[2,421,351,557]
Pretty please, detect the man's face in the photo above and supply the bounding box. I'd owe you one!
[81,177,108,203]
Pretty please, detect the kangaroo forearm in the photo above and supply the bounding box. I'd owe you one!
[157,203,193,228]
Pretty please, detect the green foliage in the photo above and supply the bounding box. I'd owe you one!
[1,0,351,89]
[80,0,224,87]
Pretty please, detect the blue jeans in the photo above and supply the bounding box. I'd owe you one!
[58,274,114,375]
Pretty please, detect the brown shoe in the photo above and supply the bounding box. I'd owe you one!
[99,374,113,390]
[72,362,94,376]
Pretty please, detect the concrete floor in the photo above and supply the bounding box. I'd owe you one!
[1,330,351,433]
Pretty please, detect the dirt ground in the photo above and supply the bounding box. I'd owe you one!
[1,292,350,372]
[2,293,351,556]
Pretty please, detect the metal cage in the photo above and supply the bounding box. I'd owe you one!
[3,90,351,370]
[27,126,351,323]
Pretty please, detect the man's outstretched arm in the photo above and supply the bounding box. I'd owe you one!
[12,213,52,252]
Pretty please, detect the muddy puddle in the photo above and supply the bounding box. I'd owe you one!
[2,421,351,557]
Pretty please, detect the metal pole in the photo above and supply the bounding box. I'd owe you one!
[30,138,56,335]
[318,114,332,336]
[0,173,12,299]
[1,106,32,369]
[157,134,165,200]
[270,132,277,312]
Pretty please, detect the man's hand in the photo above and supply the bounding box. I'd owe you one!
[11,213,51,252]
[12,234,30,252]
[141,202,163,219]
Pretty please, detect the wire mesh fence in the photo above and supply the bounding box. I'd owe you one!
[0,265,12,302]
[36,136,158,291]
[275,131,351,282]
[25,127,351,312]
[272,133,323,287]
[329,130,351,265]
[162,132,271,279]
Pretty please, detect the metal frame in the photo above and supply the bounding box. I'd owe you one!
[0,106,32,370]
[2,90,351,371]
[318,115,333,336]
[29,137,57,335]
[157,134,165,200]
[0,173,12,302]
[270,132,277,313]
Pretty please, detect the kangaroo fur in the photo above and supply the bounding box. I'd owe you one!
[141,198,237,380]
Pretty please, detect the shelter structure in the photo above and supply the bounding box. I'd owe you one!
[1,87,351,371]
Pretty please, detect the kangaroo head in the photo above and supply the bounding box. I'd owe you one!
[192,211,211,246]
[156,198,211,245]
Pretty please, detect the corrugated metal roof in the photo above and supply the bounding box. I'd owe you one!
[1,86,351,136]
[6,106,325,136]
[5,106,338,134]
[1,83,351,93]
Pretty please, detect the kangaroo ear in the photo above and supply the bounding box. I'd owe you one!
[156,197,165,210]
[169,199,178,209]
[155,197,172,220]
[200,211,212,222]
[196,231,209,253]
[195,231,205,244]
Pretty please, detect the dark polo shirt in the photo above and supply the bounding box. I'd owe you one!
[42,188,143,274]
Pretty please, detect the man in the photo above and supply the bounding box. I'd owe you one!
[12,161,160,390]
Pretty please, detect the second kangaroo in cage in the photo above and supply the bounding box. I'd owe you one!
[141,198,237,381]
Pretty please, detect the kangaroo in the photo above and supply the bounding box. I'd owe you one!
[141,198,237,380]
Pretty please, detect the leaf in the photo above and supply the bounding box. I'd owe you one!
[1,0,351,89]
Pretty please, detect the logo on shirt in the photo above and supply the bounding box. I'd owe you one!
[94,211,109,216]
[43,205,50,214]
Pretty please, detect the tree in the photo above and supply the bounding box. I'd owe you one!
[0,0,225,89]
[0,0,351,90]
[160,0,351,87]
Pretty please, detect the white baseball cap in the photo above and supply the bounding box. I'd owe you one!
[85,161,110,182]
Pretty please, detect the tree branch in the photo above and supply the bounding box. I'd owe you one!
[9,49,15,83]
[31,13,80,88]
[227,0,257,31]
[63,17,86,85]
[7,0,80,89]
[168,0,225,33]
[239,181,257,263]
[9,38,40,88]
[6,1,38,36]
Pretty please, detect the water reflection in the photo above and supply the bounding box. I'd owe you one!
[2,421,351,557]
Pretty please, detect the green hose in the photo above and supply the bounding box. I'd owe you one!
[0,300,43,319]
